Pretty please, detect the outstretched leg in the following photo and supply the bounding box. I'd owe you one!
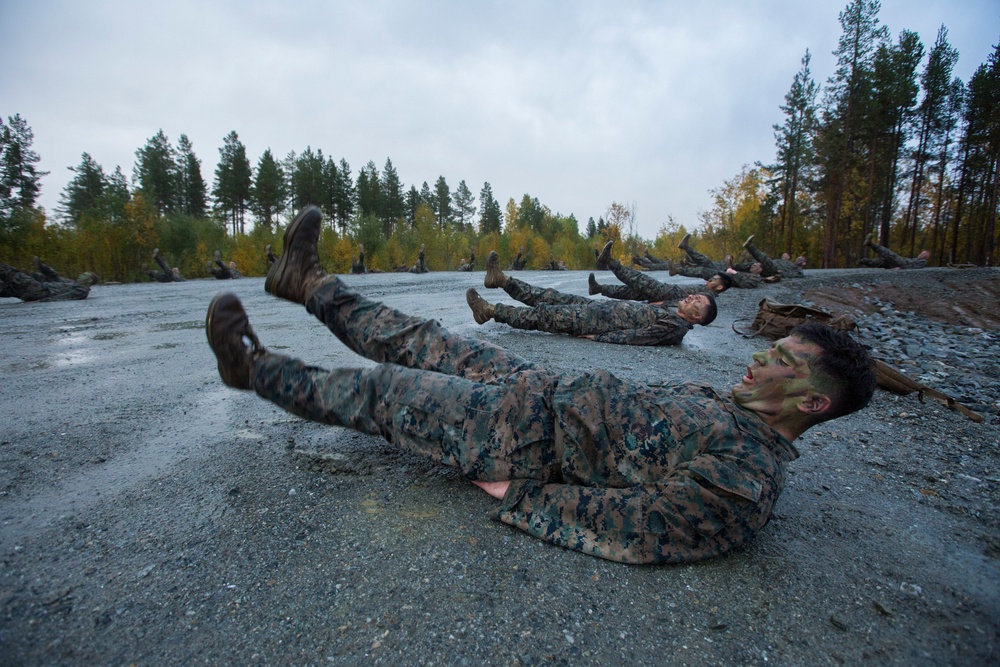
[206,292,560,482]
[307,279,537,383]
[607,259,683,302]
[502,275,591,307]
[742,236,779,277]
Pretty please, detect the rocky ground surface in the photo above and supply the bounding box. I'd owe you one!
[0,266,997,666]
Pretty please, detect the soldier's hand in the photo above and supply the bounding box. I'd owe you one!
[471,480,510,500]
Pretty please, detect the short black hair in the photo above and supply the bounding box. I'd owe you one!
[699,291,718,326]
[712,273,733,291]
[791,322,875,419]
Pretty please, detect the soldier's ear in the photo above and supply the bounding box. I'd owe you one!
[798,393,831,416]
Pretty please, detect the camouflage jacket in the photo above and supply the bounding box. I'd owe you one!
[493,374,799,564]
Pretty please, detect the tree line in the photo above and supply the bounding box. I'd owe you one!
[1,0,998,283]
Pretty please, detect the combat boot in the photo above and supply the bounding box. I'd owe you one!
[265,206,329,304]
[596,240,613,267]
[205,292,269,390]
[743,234,755,249]
[678,233,691,251]
[668,260,678,276]
[466,288,495,324]
[484,251,507,288]
[588,272,601,295]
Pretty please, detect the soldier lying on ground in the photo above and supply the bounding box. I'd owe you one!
[207,251,242,279]
[145,248,185,282]
[465,250,716,346]
[1,258,97,302]
[351,244,367,274]
[457,251,475,272]
[589,240,732,302]
[859,236,930,269]
[742,236,805,280]
[509,247,527,271]
[206,205,877,564]
[407,244,428,274]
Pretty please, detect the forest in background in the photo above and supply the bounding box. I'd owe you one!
[1,0,997,283]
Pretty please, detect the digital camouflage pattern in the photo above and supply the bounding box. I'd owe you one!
[675,263,763,289]
[0,261,92,302]
[251,277,799,564]
[860,243,927,269]
[593,260,703,302]
[682,245,729,273]
[744,240,804,279]
[491,276,692,346]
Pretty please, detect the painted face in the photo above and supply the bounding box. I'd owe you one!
[676,294,709,323]
[750,262,763,275]
[731,335,823,417]
[705,276,725,293]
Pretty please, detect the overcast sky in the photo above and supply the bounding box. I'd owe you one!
[1,1,996,238]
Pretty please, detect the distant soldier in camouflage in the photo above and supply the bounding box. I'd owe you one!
[467,250,716,346]
[508,246,527,271]
[351,244,367,274]
[588,240,732,302]
[408,244,428,274]
[742,235,804,279]
[145,248,185,283]
[0,258,97,302]
[207,251,242,279]
[206,205,877,565]
[457,251,475,272]
[266,244,278,269]
[859,236,929,269]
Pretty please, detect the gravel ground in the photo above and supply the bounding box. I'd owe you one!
[0,266,997,666]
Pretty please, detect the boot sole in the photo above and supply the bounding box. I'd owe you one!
[206,292,241,388]
[265,207,321,300]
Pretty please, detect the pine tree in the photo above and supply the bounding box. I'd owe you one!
[332,158,355,231]
[290,147,325,212]
[868,30,923,245]
[770,49,819,254]
[405,185,421,225]
[251,148,287,230]
[59,152,107,223]
[902,25,959,256]
[212,131,252,235]
[433,176,452,227]
[176,134,208,217]
[356,161,380,219]
[453,180,476,231]
[1,113,48,215]
[478,182,501,235]
[814,0,887,266]
[134,129,178,216]
[380,158,405,236]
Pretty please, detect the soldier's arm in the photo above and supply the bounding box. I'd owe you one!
[492,472,767,565]
[588,327,657,345]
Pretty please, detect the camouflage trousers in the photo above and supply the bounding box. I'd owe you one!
[596,260,691,302]
[0,262,90,302]
[683,247,728,273]
[492,276,662,335]
[867,243,926,269]
[744,242,802,278]
[252,278,563,482]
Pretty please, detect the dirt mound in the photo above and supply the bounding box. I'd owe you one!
[801,269,1000,330]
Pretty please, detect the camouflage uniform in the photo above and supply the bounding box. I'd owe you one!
[682,246,729,273]
[0,261,92,302]
[494,276,692,346]
[408,249,428,274]
[251,277,799,564]
[594,259,703,302]
[674,264,762,289]
[860,243,927,269]
[743,240,803,279]
[147,253,185,282]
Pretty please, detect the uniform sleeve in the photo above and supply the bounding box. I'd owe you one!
[590,326,676,346]
[591,318,688,346]
[493,460,771,564]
